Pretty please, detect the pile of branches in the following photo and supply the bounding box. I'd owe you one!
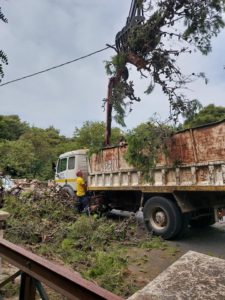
[4,182,76,245]
[3,181,147,247]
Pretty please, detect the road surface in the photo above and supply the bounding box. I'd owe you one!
[111,210,225,259]
[169,222,225,259]
[112,210,225,259]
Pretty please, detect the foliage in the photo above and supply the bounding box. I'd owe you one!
[0,115,29,141]
[105,53,127,76]
[139,236,167,250]
[125,104,225,178]
[73,121,122,153]
[0,139,36,177]
[84,250,127,294]
[19,127,60,178]
[180,99,203,122]
[105,81,141,127]
[0,117,123,179]
[0,121,69,179]
[125,119,174,178]
[0,6,8,82]
[3,189,180,297]
[106,0,225,125]
[2,194,132,296]
[4,193,76,245]
[183,104,225,128]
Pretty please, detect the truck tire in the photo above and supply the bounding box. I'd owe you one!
[173,213,190,239]
[143,196,182,240]
[190,215,215,228]
[60,185,75,199]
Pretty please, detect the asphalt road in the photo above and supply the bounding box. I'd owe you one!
[111,210,225,259]
[169,222,225,259]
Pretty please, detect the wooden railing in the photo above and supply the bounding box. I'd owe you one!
[0,238,124,300]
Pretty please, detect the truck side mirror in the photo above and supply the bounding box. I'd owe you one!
[52,162,56,172]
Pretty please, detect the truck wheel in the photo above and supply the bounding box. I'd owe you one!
[190,215,215,228]
[143,196,182,240]
[174,213,190,239]
[60,185,75,199]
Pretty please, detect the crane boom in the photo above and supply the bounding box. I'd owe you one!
[127,0,144,24]
[116,0,145,51]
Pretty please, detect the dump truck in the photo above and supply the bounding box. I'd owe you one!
[55,119,225,239]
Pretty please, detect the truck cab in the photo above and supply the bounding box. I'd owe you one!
[55,149,88,195]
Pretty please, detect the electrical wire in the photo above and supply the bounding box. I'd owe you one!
[0,46,111,87]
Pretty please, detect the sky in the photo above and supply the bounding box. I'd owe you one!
[1,0,225,137]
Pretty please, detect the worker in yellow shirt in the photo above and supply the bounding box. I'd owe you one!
[76,170,88,213]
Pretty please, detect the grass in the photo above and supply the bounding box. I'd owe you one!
[2,193,179,298]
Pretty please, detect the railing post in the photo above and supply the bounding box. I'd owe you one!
[0,211,10,277]
[19,272,36,300]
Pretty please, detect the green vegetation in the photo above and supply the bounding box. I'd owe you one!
[3,191,176,297]
[0,103,224,181]
[123,104,225,177]
[106,0,225,125]
[0,6,8,82]
[73,121,122,154]
[125,119,174,178]
[0,115,28,140]
[183,104,225,128]
[0,116,122,179]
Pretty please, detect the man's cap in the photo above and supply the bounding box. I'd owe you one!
[76,170,82,176]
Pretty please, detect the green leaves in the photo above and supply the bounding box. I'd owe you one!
[0,117,123,179]
[106,0,225,126]
[0,7,8,82]
[73,121,122,153]
[0,117,69,179]
[125,120,174,178]
[183,104,225,128]
[104,53,128,77]
[0,139,35,177]
[0,115,28,141]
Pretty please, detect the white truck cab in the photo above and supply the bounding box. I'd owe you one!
[55,149,88,195]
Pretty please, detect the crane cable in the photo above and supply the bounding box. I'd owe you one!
[0,46,111,87]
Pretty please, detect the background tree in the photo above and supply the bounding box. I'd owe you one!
[19,127,71,179]
[183,104,225,128]
[0,7,8,81]
[0,122,70,179]
[106,0,225,126]
[0,115,29,141]
[73,121,122,153]
[0,140,36,177]
[0,118,123,179]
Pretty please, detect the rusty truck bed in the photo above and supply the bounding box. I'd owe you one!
[88,119,225,192]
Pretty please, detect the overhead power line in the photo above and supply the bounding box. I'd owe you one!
[0,46,111,87]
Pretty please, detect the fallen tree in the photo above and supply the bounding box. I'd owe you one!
[105,0,225,126]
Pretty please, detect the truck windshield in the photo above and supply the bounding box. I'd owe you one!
[57,158,67,172]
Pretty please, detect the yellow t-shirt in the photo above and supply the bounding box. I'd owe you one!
[76,176,86,197]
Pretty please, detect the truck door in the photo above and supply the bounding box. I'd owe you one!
[55,157,68,187]
[67,156,76,190]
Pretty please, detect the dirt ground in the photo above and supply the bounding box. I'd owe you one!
[126,247,181,287]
